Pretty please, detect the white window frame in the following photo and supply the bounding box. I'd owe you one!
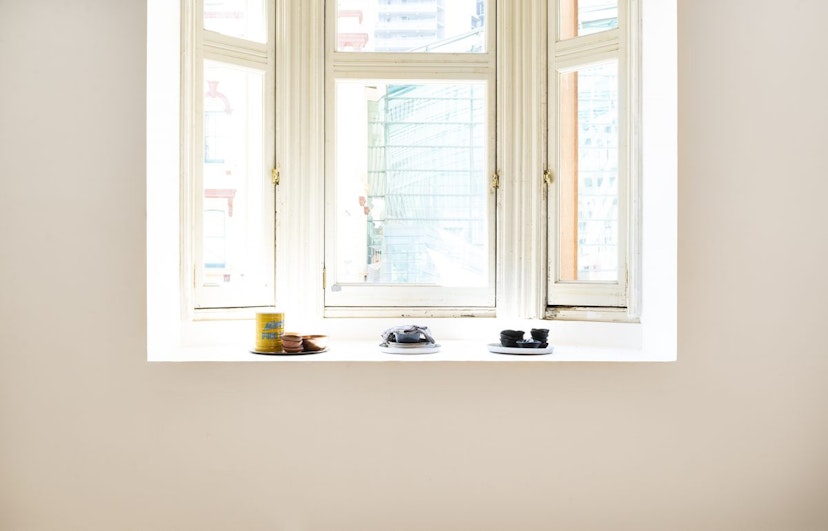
[544,0,636,313]
[147,0,676,361]
[321,2,497,313]
[181,0,277,313]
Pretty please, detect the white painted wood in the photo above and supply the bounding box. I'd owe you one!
[273,0,326,323]
[184,0,276,311]
[496,0,549,319]
[546,0,637,311]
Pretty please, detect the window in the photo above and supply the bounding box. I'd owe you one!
[182,0,276,311]
[149,0,676,359]
[324,0,496,311]
[180,0,640,318]
[546,0,636,310]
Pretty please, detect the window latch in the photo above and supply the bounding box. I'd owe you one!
[271,167,280,186]
[491,170,500,192]
[543,169,553,186]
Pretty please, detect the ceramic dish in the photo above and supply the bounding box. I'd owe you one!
[379,343,441,354]
[384,341,434,348]
[486,343,554,355]
[250,348,328,356]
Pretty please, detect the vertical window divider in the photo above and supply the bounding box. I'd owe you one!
[497,0,548,318]
[274,0,327,324]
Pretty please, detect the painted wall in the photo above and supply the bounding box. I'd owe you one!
[1,0,827,529]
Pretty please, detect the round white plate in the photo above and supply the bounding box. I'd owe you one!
[379,343,441,354]
[385,341,432,348]
[487,343,554,355]
[250,347,328,356]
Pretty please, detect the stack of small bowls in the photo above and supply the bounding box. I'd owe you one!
[530,328,549,348]
[500,328,549,349]
[500,329,524,348]
[282,333,303,353]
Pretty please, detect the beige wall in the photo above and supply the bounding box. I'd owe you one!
[2,1,827,529]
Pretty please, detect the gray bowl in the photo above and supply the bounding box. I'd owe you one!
[516,339,541,348]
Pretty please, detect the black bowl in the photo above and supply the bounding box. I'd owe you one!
[516,339,541,348]
[530,328,549,341]
[500,329,524,339]
[500,336,519,348]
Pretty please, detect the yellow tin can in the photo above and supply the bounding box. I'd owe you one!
[255,311,285,352]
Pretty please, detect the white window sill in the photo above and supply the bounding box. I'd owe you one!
[149,339,670,363]
[148,316,675,362]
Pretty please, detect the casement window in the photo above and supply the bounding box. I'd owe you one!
[182,0,276,311]
[174,0,646,322]
[178,0,641,319]
[323,0,496,311]
[546,0,637,313]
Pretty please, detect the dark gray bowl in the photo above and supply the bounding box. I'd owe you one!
[516,339,541,348]
[500,336,519,348]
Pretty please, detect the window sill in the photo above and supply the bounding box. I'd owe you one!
[149,315,675,362]
[149,341,671,363]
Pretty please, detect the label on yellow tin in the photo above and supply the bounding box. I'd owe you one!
[255,311,284,352]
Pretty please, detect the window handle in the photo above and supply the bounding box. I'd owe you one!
[271,167,280,186]
[491,170,500,192]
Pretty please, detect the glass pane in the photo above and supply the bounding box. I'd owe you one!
[336,0,486,52]
[558,61,619,281]
[201,61,267,292]
[560,0,618,39]
[204,0,266,43]
[335,80,489,286]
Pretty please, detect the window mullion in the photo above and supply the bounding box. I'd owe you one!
[496,0,548,318]
[274,0,326,322]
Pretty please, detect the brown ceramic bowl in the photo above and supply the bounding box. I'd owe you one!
[302,334,328,352]
[281,333,303,351]
[283,347,304,353]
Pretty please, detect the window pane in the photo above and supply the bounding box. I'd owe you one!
[201,61,268,294]
[334,81,489,287]
[204,0,266,43]
[559,0,618,39]
[558,61,618,281]
[336,0,486,52]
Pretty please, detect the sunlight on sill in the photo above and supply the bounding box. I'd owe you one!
[148,317,674,362]
[149,339,670,363]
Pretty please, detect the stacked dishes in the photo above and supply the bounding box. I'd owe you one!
[529,328,549,348]
[499,329,524,347]
[489,328,553,356]
[499,328,549,349]
[281,333,304,353]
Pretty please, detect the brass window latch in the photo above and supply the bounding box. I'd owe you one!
[271,167,280,186]
[491,170,500,192]
[543,169,553,185]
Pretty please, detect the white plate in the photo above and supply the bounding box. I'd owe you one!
[250,347,328,356]
[385,341,433,348]
[379,343,441,354]
[487,343,554,355]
